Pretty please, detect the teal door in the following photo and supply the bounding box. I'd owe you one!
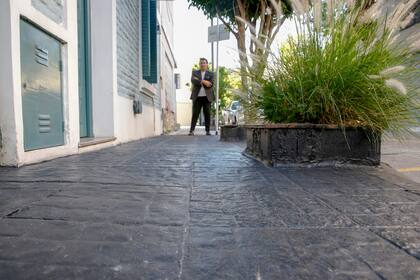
[20,19,64,151]
[77,0,91,137]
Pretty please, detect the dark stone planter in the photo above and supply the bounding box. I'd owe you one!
[220,125,246,142]
[244,124,381,166]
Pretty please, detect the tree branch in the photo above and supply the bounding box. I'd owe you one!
[214,3,238,37]
[249,19,257,54]
[270,17,285,43]
[218,15,239,38]
[236,0,246,19]
[257,1,266,41]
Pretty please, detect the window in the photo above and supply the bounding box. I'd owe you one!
[141,0,157,83]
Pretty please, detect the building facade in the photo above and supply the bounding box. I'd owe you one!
[158,0,178,134]
[0,0,177,166]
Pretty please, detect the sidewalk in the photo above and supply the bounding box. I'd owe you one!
[0,134,419,279]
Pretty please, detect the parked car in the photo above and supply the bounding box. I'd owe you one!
[223,101,244,125]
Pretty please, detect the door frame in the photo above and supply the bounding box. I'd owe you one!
[78,0,92,138]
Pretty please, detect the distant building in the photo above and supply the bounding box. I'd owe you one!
[0,0,177,166]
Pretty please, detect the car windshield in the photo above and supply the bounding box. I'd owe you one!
[231,102,239,110]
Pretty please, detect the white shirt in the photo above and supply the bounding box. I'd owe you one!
[198,71,207,97]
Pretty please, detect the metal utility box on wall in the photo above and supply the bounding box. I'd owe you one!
[133,99,142,114]
[20,19,65,151]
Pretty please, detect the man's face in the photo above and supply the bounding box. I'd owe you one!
[199,60,208,71]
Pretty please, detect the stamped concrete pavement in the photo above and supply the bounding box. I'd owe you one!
[0,135,420,279]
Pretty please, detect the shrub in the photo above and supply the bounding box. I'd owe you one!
[250,2,419,136]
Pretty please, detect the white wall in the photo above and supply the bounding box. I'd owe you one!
[114,96,156,142]
[91,0,161,143]
[0,0,79,166]
[112,0,162,142]
[0,0,167,166]
[0,0,19,165]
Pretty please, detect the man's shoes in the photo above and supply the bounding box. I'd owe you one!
[188,131,194,136]
[206,131,211,136]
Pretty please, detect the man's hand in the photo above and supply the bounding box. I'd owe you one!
[201,80,212,87]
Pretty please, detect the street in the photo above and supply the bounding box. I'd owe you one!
[0,134,420,279]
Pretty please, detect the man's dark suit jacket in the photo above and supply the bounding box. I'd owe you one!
[190,70,215,102]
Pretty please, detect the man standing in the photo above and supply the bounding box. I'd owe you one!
[189,58,214,136]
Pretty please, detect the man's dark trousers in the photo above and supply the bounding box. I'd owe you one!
[190,96,211,133]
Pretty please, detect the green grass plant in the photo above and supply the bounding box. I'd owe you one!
[250,3,419,137]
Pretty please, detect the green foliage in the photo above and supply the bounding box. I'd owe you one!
[186,0,293,29]
[219,67,241,109]
[251,4,419,136]
[187,0,295,92]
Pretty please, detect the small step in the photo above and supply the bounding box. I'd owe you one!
[79,137,116,148]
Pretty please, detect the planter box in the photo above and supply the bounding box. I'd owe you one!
[244,124,381,166]
[220,125,246,142]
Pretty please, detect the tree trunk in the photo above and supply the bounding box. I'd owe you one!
[236,21,248,91]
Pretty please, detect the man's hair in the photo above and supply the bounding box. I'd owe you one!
[199,57,208,64]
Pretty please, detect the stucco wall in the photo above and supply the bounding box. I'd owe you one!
[115,95,156,142]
